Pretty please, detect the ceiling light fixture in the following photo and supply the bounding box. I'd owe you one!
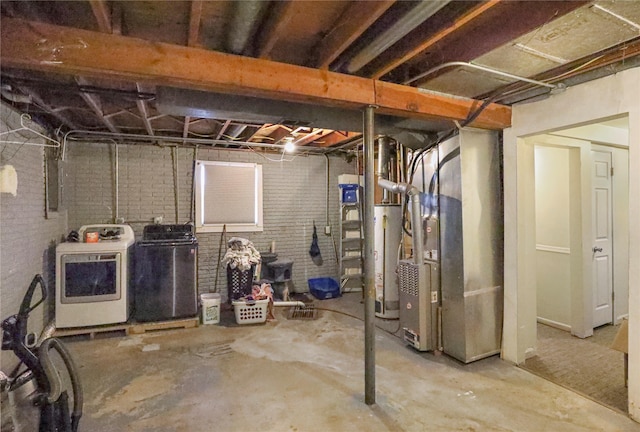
[284,140,296,153]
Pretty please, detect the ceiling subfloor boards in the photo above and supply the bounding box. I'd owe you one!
[390,1,589,86]
[0,18,511,130]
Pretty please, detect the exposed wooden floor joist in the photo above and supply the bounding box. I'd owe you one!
[0,18,511,130]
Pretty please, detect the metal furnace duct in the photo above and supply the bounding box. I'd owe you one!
[438,129,504,363]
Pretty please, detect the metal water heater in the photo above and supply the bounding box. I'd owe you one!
[374,204,402,319]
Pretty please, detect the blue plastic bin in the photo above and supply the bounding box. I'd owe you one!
[339,183,359,204]
[308,277,341,300]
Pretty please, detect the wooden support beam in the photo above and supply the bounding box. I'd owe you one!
[370,0,501,79]
[0,18,511,129]
[90,0,112,34]
[374,81,509,130]
[313,0,395,69]
[188,1,203,47]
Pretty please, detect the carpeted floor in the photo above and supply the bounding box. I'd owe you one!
[521,323,627,413]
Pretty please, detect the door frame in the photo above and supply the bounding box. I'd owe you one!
[526,135,594,341]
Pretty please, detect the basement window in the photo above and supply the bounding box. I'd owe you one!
[194,160,263,233]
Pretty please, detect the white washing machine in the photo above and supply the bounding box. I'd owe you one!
[55,224,135,328]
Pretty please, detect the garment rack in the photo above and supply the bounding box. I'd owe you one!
[0,113,61,148]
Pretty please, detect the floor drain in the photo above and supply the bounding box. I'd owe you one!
[288,304,318,320]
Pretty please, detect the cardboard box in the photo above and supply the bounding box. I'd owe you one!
[611,319,628,353]
[611,319,628,387]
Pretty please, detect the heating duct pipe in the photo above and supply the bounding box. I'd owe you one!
[376,136,401,204]
[378,178,424,266]
[226,1,268,54]
[345,1,450,73]
[377,137,390,203]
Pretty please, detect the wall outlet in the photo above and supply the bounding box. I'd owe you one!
[153,216,163,224]
[324,225,331,235]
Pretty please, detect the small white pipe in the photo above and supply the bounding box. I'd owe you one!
[273,301,306,307]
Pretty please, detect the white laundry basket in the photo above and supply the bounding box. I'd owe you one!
[232,299,268,325]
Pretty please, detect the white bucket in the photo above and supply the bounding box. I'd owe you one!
[201,293,221,325]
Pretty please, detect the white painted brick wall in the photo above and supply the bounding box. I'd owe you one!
[65,143,357,302]
[0,104,68,368]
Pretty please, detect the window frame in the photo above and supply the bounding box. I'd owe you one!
[194,160,264,233]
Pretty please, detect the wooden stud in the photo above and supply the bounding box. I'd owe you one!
[314,0,395,70]
[188,1,203,47]
[256,1,296,60]
[89,0,112,34]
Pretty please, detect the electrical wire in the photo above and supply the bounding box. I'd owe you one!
[400,90,503,238]
[247,146,301,163]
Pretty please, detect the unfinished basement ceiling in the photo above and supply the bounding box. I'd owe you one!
[1,1,639,151]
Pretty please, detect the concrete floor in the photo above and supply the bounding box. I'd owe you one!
[66,293,638,432]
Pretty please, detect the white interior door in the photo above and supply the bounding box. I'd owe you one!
[592,149,613,328]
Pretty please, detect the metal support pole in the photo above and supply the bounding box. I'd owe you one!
[363,105,376,405]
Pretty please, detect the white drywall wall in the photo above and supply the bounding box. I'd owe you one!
[534,145,571,329]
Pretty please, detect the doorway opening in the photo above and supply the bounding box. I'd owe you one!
[519,116,629,412]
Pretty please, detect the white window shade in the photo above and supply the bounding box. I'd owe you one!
[195,161,263,233]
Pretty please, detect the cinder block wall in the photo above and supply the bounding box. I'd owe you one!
[64,142,357,301]
[0,105,68,367]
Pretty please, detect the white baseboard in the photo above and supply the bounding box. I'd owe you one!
[537,317,571,332]
[615,314,629,325]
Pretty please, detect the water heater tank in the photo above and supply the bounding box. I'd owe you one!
[374,204,402,319]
